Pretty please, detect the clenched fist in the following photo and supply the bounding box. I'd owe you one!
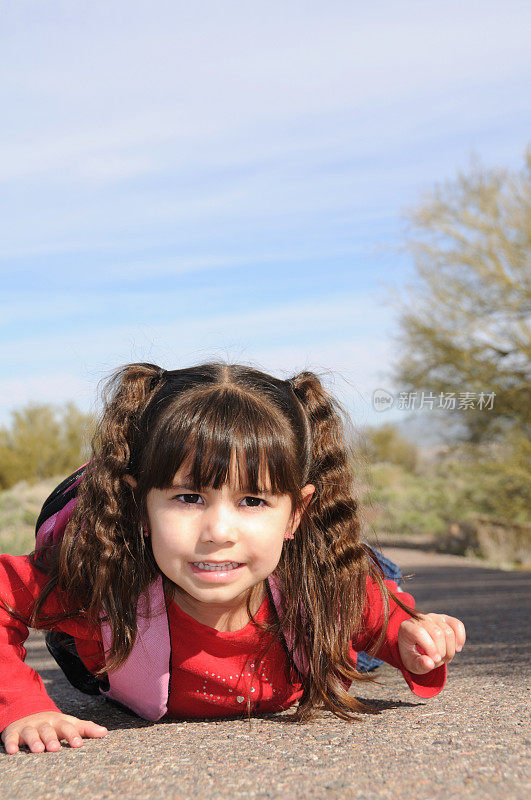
[398,612,466,674]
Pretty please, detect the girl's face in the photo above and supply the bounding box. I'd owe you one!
[143,461,314,630]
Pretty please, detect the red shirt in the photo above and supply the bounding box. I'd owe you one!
[0,554,446,731]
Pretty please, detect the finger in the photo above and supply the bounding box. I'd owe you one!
[37,722,62,752]
[403,625,443,672]
[55,721,85,748]
[18,725,46,754]
[2,731,20,756]
[428,615,467,663]
[427,613,466,653]
[445,616,466,651]
[422,619,450,663]
[76,720,108,739]
[411,644,441,673]
[440,618,456,663]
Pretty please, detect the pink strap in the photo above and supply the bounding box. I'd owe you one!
[267,573,309,675]
[35,476,171,720]
[99,575,171,721]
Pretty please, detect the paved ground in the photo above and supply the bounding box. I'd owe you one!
[1,546,529,800]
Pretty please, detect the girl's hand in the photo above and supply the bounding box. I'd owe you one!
[398,613,466,674]
[1,711,108,755]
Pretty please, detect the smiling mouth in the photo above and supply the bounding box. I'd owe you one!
[191,561,244,571]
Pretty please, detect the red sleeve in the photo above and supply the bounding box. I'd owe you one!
[0,554,100,732]
[352,575,446,698]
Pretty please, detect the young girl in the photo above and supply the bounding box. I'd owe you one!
[0,362,465,755]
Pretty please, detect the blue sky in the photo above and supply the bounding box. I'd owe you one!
[1,0,530,430]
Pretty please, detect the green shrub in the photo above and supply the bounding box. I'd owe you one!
[358,431,530,541]
[359,424,418,473]
[0,402,94,490]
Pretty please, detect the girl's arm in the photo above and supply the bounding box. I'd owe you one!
[353,576,465,698]
[0,554,64,730]
[0,554,107,753]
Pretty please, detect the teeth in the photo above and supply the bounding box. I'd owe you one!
[193,562,241,571]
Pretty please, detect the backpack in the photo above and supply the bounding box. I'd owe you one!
[36,467,401,719]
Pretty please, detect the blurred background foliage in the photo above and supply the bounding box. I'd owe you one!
[393,150,531,444]
[360,149,530,565]
[0,152,529,564]
[0,403,94,556]
[355,425,530,547]
[0,403,94,490]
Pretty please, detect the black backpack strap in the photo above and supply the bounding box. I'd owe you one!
[45,631,109,695]
[35,465,87,534]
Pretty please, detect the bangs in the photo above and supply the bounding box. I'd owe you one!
[138,387,299,497]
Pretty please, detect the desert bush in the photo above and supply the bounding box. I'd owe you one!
[0,402,94,490]
[442,515,531,566]
[358,431,530,547]
[357,424,418,473]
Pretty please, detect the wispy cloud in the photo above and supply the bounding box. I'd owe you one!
[1,1,529,426]
[0,289,392,418]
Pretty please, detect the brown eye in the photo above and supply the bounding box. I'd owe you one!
[241,497,267,508]
[174,494,202,504]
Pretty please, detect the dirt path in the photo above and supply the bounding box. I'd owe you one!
[1,547,529,800]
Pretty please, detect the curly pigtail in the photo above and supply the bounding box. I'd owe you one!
[25,363,167,675]
[273,371,420,723]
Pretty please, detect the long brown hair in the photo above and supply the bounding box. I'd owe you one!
[4,361,420,723]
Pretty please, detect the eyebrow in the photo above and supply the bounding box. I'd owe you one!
[170,476,195,489]
[168,480,274,495]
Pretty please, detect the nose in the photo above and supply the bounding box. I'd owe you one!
[199,500,238,545]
